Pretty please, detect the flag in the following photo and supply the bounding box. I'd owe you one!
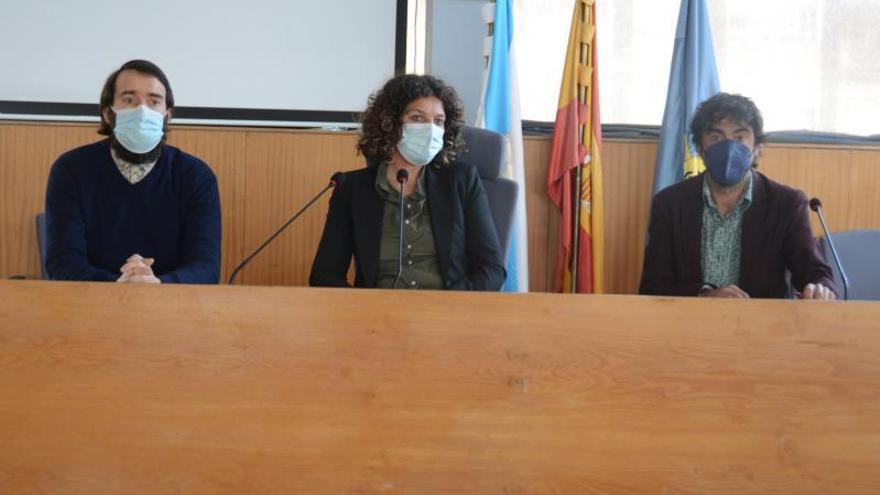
[652,0,720,194]
[545,0,604,294]
[476,0,529,292]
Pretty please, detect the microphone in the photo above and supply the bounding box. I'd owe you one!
[228,172,345,285]
[392,168,409,289]
[809,197,849,300]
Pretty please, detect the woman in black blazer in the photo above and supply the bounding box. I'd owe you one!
[309,74,505,291]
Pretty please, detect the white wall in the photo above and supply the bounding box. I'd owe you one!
[426,0,485,125]
[0,0,399,117]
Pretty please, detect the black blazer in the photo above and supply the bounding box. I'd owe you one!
[639,171,836,298]
[309,161,506,290]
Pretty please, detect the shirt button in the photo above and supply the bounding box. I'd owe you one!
[407,204,412,209]
[407,244,412,250]
[407,260,413,265]
[405,219,410,225]
[410,281,417,287]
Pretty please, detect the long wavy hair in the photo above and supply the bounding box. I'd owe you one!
[357,74,465,167]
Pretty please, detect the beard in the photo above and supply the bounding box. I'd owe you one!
[110,133,166,164]
[106,112,169,164]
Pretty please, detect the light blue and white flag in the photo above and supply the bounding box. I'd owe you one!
[476,0,528,292]
[652,0,720,195]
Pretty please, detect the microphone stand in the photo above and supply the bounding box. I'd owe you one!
[810,198,849,300]
[228,174,342,285]
[392,168,409,289]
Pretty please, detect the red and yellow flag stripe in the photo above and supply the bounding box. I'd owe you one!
[545,0,604,294]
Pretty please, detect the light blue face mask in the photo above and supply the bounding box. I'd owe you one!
[113,105,166,154]
[397,123,445,166]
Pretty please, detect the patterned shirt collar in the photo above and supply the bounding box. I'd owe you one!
[110,148,158,184]
[702,170,754,214]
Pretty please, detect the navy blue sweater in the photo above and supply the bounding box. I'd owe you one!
[45,139,221,283]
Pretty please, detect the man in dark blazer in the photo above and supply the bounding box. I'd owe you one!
[639,93,836,299]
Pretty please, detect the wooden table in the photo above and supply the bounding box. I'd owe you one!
[1,280,878,494]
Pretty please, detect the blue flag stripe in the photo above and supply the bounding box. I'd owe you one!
[652,0,720,195]
[482,0,526,292]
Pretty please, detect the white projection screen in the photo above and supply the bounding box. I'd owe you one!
[0,0,405,126]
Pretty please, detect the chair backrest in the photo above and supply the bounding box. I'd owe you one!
[456,127,518,259]
[819,229,880,300]
[36,212,49,280]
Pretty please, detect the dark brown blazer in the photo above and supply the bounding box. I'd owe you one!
[639,171,836,298]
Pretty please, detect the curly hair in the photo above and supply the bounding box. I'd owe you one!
[357,74,465,167]
[690,92,766,151]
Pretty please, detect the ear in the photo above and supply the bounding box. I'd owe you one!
[165,108,173,122]
[753,143,764,160]
[692,135,706,157]
[102,107,113,127]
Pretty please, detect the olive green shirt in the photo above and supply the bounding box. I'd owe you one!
[701,171,753,287]
[374,163,444,289]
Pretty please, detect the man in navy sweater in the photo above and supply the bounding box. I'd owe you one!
[45,60,221,284]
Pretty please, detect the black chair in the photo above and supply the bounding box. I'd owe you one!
[456,127,519,259]
[36,212,49,280]
[818,229,880,300]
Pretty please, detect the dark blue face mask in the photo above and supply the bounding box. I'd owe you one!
[704,140,753,186]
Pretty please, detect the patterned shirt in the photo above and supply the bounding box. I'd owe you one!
[701,171,753,287]
[110,148,157,184]
[374,162,444,290]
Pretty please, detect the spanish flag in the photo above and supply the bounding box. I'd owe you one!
[545,0,604,294]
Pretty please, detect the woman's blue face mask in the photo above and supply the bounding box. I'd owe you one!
[397,123,445,166]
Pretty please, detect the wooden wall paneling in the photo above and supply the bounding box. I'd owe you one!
[760,145,880,236]
[241,130,361,286]
[3,122,880,293]
[0,123,100,279]
[522,137,553,292]
[166,127,247,283]
[601,140,657,295]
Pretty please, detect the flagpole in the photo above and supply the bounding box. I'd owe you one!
[570,0,588,294]
[475,0,495,128]
[571,168,582,293]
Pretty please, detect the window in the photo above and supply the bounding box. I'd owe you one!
[406,0,428,75]
[515,0,880,135]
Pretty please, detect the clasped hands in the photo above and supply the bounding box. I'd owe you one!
[116,254,161,284]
